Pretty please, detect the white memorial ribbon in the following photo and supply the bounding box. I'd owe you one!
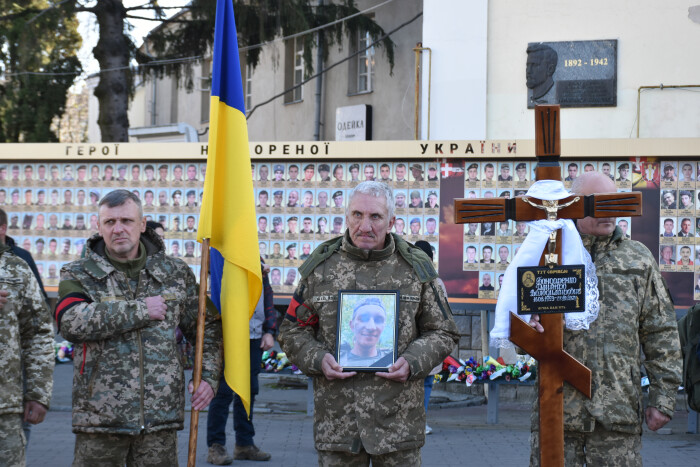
[490,180,600,349]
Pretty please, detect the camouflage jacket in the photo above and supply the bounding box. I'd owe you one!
[534,227,682,434]
[0,243,54,416]
[278,232,459,454]
[55,229,222,435]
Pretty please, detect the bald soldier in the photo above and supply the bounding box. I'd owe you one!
[279,181,458,466]
[528,172,682,466]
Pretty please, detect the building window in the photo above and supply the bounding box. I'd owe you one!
[348,28,375,95]
[245,62,253,111]
[357,31,375,93]
[200,59,212,123]
[170,79,179,124]
[284,37,304,103]
[237,52,253,112]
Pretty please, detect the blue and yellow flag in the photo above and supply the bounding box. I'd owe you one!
[198,0,261,415]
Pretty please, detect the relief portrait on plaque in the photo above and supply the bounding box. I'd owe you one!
[526,40,617,108]
[526,43,558,106]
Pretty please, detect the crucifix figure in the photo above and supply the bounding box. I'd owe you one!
[454,105,643,466]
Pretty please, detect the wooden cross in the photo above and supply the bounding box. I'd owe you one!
[453,105,642,466]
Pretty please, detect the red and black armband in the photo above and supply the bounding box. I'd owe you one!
[55,292,92,329]
[285,290,318,328]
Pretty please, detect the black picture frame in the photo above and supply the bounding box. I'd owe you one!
[335,289,399,372]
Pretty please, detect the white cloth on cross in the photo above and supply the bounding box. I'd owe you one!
[490,180,600,349]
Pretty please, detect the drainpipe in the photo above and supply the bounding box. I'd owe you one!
[413,43,432,140]
[144,42,157,126]
[313,0,325,141]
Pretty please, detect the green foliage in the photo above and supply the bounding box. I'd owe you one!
[0,1,82,142]
[138,0,395,91]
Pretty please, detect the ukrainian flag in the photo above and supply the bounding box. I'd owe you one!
[198,0,261,415]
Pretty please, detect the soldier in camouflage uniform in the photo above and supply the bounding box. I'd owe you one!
[278,181,459,466]
[0,242,54,467]
[54,190,222,466]
[528,172,682,466]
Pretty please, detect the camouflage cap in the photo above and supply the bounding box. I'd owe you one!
[272,216,282,225]
[410,163,423,172]
[288,216,298,222]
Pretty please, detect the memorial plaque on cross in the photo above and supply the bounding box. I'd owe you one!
[453,105,642,466]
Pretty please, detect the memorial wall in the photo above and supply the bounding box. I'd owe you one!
[0,140,697,307]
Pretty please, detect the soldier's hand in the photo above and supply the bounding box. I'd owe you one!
[189,380,215,411]
[376,356,410,383]
[24,401,48,424]
[321,353,356,380]
[528,314,544,333]
[144,296,167,321]
[0,289,8,310]
[645,406,670,431]
[260,333,274,351]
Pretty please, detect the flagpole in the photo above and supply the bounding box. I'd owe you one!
[188,237,211,467]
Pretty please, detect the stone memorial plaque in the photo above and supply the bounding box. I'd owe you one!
[526,40,617,108]
[517,265,586,315]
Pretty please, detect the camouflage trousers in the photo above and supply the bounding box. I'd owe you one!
[529,425,642,467]
[72,429,178,467]
[0,413,26,467]
[318,447,420,467]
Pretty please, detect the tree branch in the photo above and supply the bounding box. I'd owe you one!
[125,14,192,23]
[124,4,192,12]
[0,11,38,22]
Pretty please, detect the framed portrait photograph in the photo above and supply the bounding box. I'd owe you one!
[335,290,399,372]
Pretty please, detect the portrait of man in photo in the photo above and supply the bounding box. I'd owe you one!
[337,296,395,370]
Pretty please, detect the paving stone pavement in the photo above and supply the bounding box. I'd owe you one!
[26,363,700,466]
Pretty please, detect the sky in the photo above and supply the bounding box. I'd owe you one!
[77,0,185,76]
